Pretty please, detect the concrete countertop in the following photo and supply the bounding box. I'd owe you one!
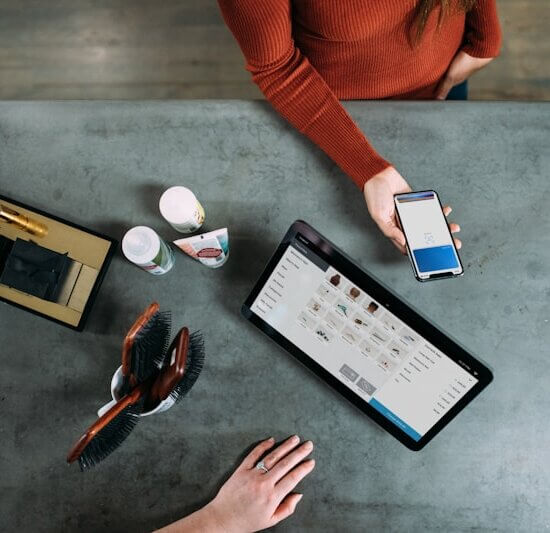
[0,101,549,532]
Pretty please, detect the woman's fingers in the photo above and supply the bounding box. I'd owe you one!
[275,458,316,496]
[445,208,462,247]
[385,224,406,247]
[373,216,406,249]
[391,237,407,255]
[449,222,460,233]
[270,441,314,482]
[261,435,300,470]
[239,437,274,471]
[386,221,407,254]
[270,493,303,526]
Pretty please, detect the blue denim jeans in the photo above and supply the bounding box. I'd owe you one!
[446,80,468,100]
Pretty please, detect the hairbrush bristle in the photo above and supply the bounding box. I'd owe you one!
[131,310,172,382]
[78,404,141,471]
[169,330,205,403]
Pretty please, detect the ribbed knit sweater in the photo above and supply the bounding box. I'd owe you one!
[218,0,502,189]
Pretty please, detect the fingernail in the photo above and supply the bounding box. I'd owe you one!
[304,440,313,450]
[309,459,316,467]
[291,435,300,443]
[296,494,304,503]
[266,437,274,443]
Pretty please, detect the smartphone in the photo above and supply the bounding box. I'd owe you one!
[394,190,463,282]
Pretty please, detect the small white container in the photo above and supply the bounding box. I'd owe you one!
[122,225,174,275]
[159,186,205,233]
[97,365,176,418]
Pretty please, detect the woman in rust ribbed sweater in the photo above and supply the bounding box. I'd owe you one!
[218,0,502,252]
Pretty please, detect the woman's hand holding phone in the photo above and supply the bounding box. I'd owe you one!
[363,166,462,254]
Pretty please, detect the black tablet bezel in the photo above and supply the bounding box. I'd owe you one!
[242,220,493,450]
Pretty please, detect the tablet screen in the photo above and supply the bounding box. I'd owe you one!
[250,235,479,442]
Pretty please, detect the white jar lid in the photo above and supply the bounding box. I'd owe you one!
[159,186,197,224]
[122,226,160,263]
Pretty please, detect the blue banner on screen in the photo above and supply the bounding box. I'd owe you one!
[369,398,422,441]
[413,245,459,273]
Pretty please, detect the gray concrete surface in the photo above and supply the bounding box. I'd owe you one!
[0,101,549,532]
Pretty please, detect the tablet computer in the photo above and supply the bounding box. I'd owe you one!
[242,221,493,450]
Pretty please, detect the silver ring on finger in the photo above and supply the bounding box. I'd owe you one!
[255,460,269,474]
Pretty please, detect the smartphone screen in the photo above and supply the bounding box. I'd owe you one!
[394,191,463,281]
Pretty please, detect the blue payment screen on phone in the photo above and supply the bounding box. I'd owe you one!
[395,192,461,276]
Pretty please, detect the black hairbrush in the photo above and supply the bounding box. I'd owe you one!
[170,330,205,402]
[146,328,205,410]
[67,381,148,471]
[120,302,171,395]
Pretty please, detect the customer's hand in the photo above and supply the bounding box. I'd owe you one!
[206,436,315,532]
[363,166,462,254]
[435,50,494,100]
[364,166,412,254]
[155,436,314,533]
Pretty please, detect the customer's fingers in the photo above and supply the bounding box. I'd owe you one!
[443,205,452,217]
[449,223,460,233]
[385,225,405,247]
[275,458,315,497]
[387,225,407,254]
[261,435,300,470]
[239,437,274,471]
[391,238,407,255]
[374,217,406,249]
[270,441,313,482]
[453,237,462,250]
[270,493,303,526]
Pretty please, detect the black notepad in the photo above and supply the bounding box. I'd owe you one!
[0,238,71,301]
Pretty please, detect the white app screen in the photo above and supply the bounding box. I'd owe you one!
[251,238,477,441]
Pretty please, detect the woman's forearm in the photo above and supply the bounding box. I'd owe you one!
[155,503,223,533]
[250,46,391,188]
[218,0,390,190]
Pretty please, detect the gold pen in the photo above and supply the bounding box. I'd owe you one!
[0,204,48,237]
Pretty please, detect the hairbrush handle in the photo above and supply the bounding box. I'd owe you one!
[148,327,189,407]
[121,302,160,382]
[66,379,149,464]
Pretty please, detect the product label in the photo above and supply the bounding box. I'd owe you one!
[197,247,222,258]
[138,261,170,275]
[174,231,229,269]
[196,202,205,225]
[171,200,205,233]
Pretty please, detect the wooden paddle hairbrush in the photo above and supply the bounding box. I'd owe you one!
[66,380,150,471]
[120,302,171,395]
[145,327,205,411]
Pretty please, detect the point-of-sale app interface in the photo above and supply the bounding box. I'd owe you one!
[251,237,477,441]
[396,191,462,276]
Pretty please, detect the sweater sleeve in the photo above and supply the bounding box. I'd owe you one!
[217,0,390,190]
[461,0,502,58]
